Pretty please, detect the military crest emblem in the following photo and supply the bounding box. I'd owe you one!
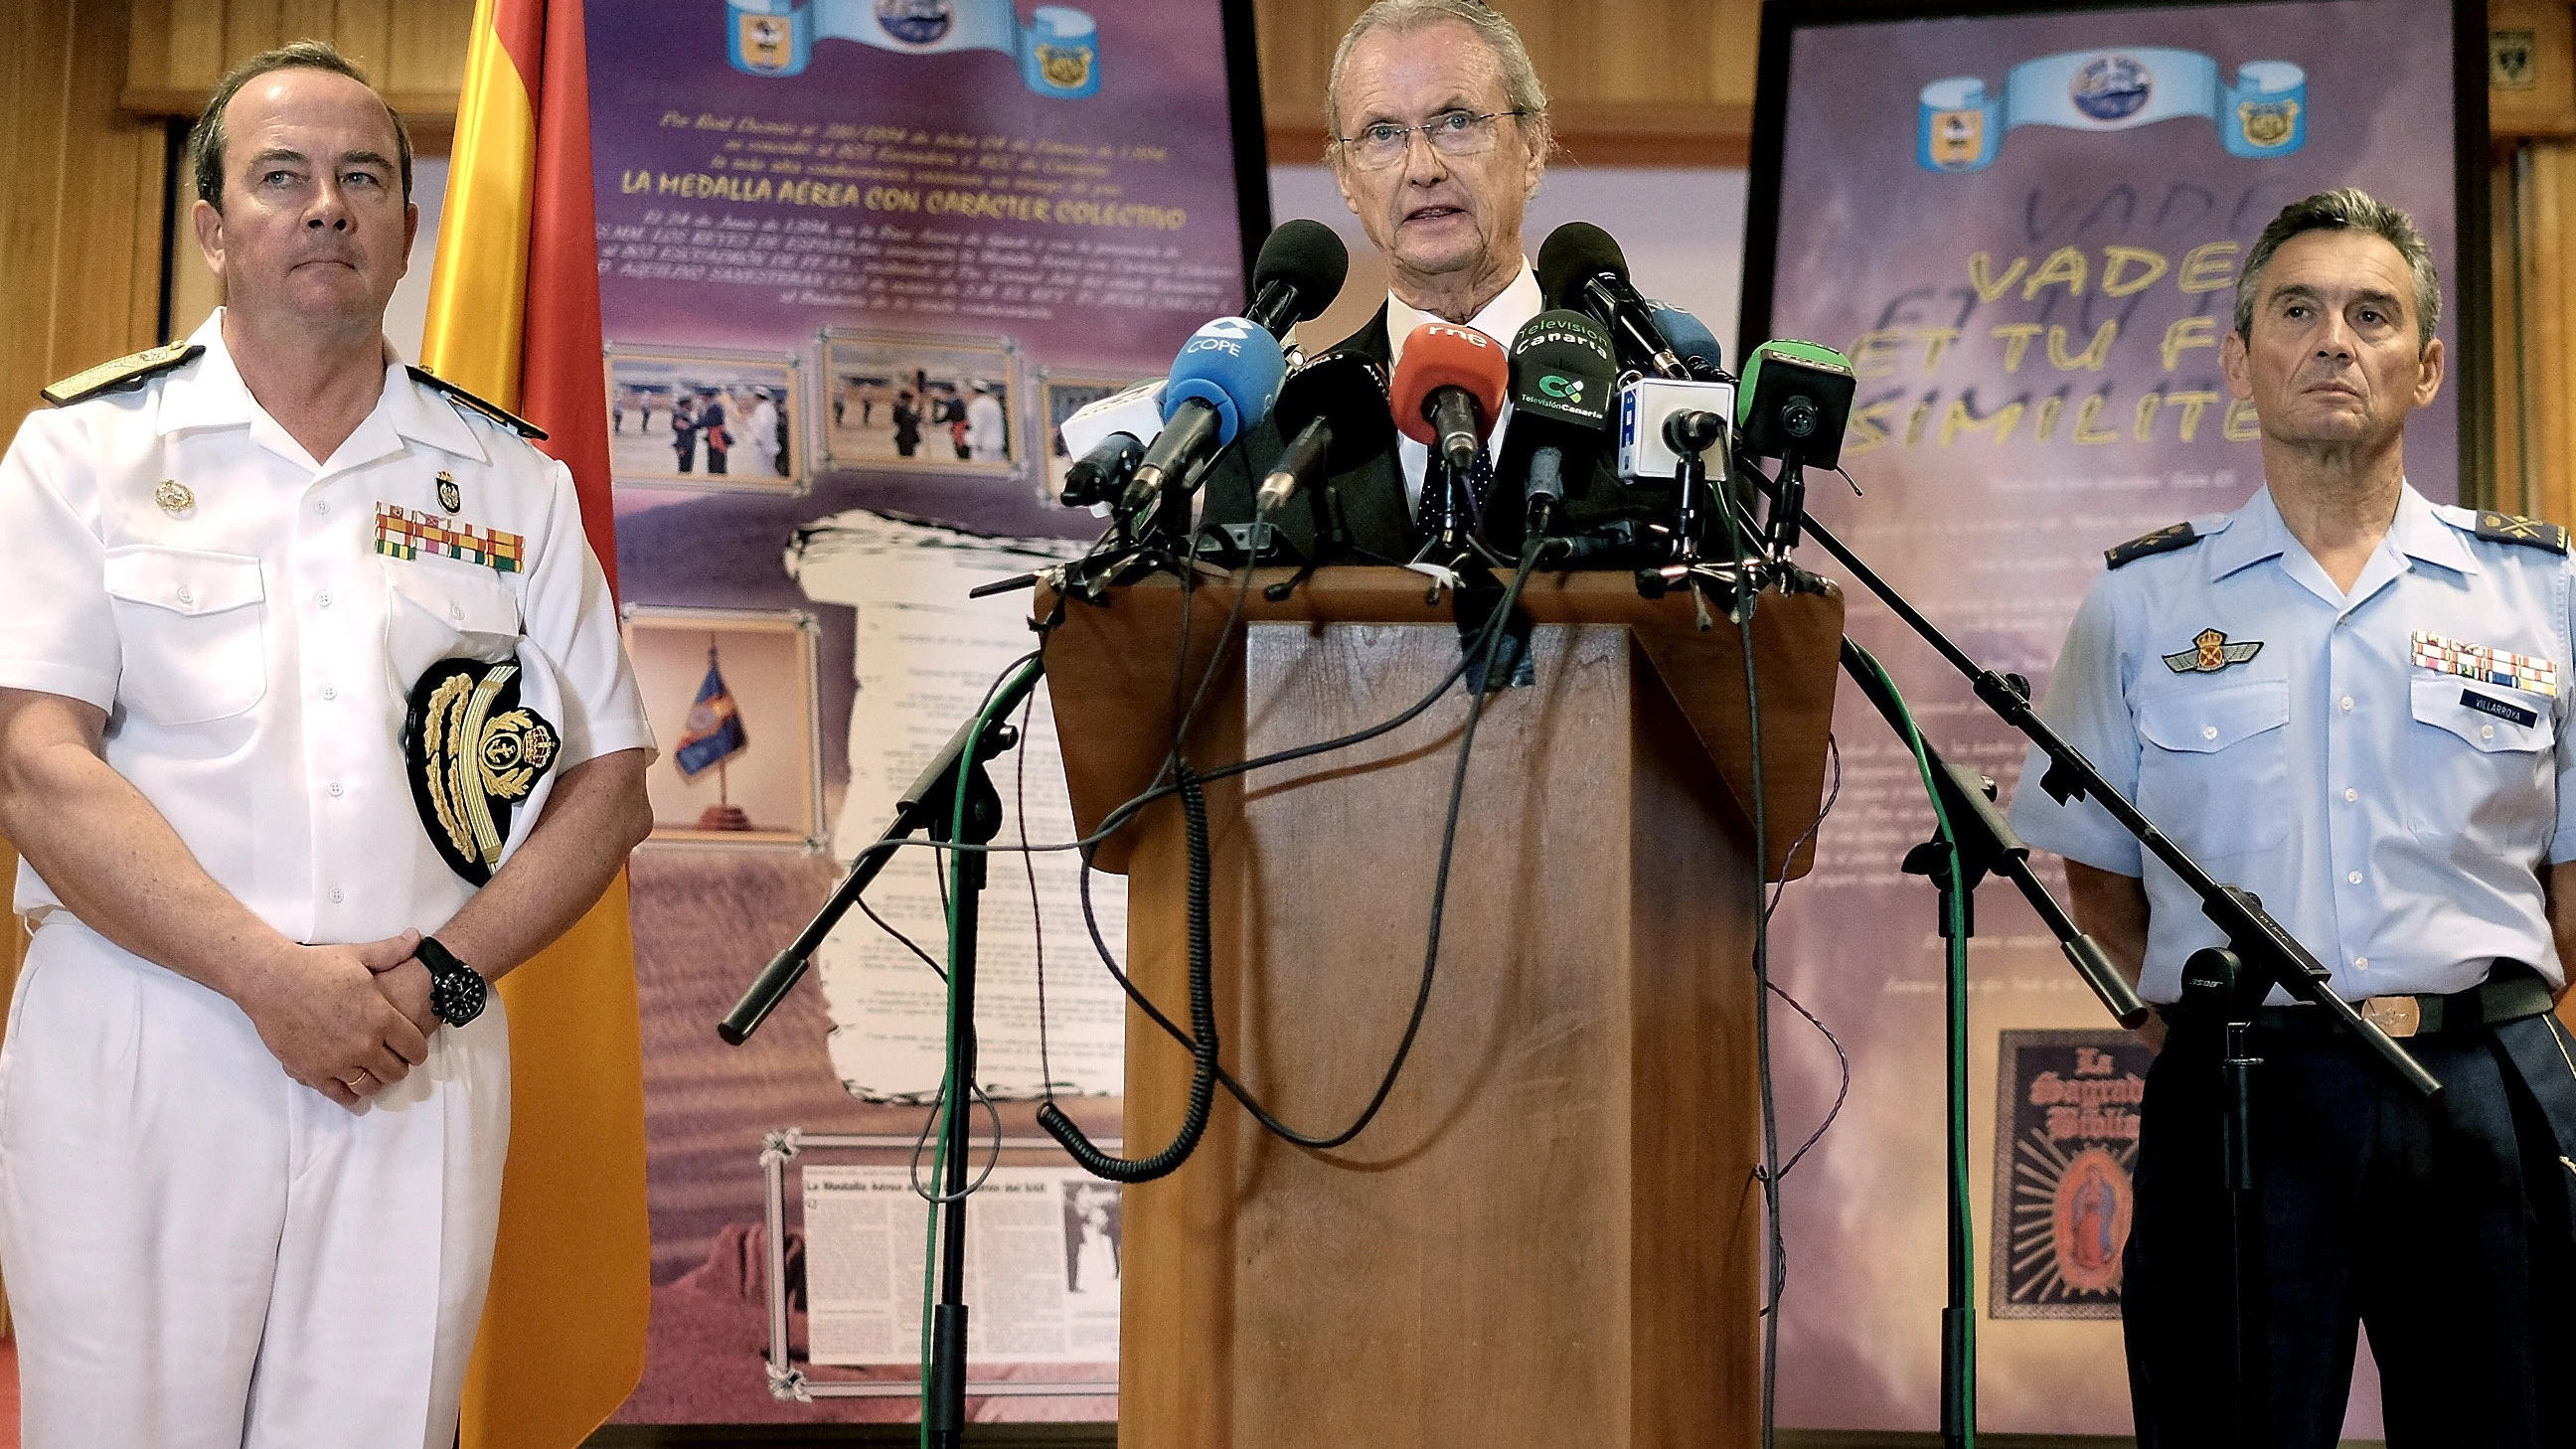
[2236,97,2300,149]
[2163,628,2262,674]
[2069,55,2153,122]
[737,13,792,72]
[1930,107,1985,169]
[404,658,561,885]
[877,0,952,46]
[154,479,196,517]
[1035,41,1094,90]
[436,471,462,514]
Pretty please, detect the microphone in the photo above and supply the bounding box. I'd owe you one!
[1390,323,1509,477]
[1493,309,1617,539]
[1241,219,1352,341]
[1257,353,1394,517]
[1645,299,1726,381]
[1735,339,1858,558]
[1060,431,1145,509]
[1122,317,1287,518]
[1537,222,1689,380]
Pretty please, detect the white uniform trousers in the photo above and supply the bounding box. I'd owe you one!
[0,917,511,1449]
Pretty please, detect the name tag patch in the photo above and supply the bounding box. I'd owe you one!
[375,503,524,573]
[2462,689,2541,728]
[2411,631,2557,697]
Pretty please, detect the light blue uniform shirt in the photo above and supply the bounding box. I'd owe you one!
[2008,483,2576,1003]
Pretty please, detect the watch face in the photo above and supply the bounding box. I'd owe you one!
[431,962,487,1026]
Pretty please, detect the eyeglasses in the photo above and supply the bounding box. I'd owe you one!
[1334,109,1528,169]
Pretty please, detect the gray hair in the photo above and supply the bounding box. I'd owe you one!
[2233,187,2440,347]
[1325,0,1551,163]
[189,41,414,212]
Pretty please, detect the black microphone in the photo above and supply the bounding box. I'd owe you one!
[1493,310,1617,541]
[1241,219,1351,341]
[1061,431,1145,508]
[1536,222,1689,381]
[1257,353,1393,516]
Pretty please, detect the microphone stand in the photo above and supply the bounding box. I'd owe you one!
[1732,458,2439,1449]
[719,658,1045,1448]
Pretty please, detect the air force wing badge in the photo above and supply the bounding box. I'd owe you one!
[404,658,562,885]
[2163,628,2263,675]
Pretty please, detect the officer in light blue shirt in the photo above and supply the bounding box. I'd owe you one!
[2011,189,2576,1449]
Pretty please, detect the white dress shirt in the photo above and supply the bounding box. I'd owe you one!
[0,309,655,946]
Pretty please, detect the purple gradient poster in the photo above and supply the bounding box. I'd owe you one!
[585,0,1258,1423]
[1750,1,2464,1435]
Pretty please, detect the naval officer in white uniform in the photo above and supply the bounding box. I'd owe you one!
[0,41,654,1449]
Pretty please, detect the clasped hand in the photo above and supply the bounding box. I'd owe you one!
[236,928,446,1110]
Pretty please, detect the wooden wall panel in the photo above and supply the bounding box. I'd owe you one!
[123,0,473,117]
[1252,0,1763,165]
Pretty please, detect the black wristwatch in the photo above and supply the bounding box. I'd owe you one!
[417,935,489,1027]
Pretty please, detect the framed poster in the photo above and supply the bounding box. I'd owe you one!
[589,0,1271,1426]
[1738,1,2486,1436]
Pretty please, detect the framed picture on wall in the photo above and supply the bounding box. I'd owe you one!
[819,329,1023,477]
[604,343,806,493]
[622,604,826,849]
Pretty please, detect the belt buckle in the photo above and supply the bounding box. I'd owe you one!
[2358,995,2421,1039]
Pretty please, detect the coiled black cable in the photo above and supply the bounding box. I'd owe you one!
[1037,765,1218,1181]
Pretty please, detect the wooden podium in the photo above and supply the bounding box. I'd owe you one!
[1042,567,1844,1449]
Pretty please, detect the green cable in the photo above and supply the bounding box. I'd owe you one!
[919,658,1044,1446]
[1847,641,1975,1447]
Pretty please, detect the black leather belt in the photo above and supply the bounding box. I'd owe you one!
[2166,962,2557,1040]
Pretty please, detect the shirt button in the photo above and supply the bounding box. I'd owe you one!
[2202,724,2219,740]
[327,782,344,798]
[329,886,345,904]
[2482,724,2496,739]
[320,685,337,701]
[2343,787,2358,802]
[449,603,464,622]
[2355,957,2369,971]
[314,500,329,516]
[175,584,194,605]
[2347,871,2362,885]
[318,591,333,608]
[2340,696,2355,712]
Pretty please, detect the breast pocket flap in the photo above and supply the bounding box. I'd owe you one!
[2137,681,2289,754]
[2412,673,2556,753]
[101,546,263,616]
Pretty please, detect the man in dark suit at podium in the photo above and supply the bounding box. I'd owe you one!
[1208,0,1552,562]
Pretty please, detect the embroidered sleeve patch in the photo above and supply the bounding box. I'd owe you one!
[375,503,525,573]
[2411,631,2559,697]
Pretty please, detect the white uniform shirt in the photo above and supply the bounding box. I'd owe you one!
[1383,262,1541,513]
[0,311,654,947]
[2009,483,2576,1002]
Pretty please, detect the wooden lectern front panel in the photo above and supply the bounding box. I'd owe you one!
[1115,621,1766,1449]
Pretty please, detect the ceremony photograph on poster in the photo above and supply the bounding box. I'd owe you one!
[623,606,827,848]
[604,345,806,491]
[585,0,1266,1423]
[1742,0,2480,1436]
[818,329,1021,473]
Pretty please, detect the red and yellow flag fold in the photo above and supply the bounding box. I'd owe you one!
[421,2,651,1445]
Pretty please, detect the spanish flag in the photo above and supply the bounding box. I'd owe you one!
[419,1,649,1445]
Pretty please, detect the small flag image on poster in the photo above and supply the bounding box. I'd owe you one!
[623,607,827,847]
[677,641,753,831]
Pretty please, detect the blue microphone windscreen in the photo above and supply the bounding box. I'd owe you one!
[1646,300,1723,375]
[1164,318,1287,444]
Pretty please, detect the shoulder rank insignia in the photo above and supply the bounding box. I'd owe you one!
[405,366,549,440]
[404,658,561,886]
[2475,511,2570,556]
[2106,521,2200,569]
[41,342,203,407]
[2164,628,2262,674]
